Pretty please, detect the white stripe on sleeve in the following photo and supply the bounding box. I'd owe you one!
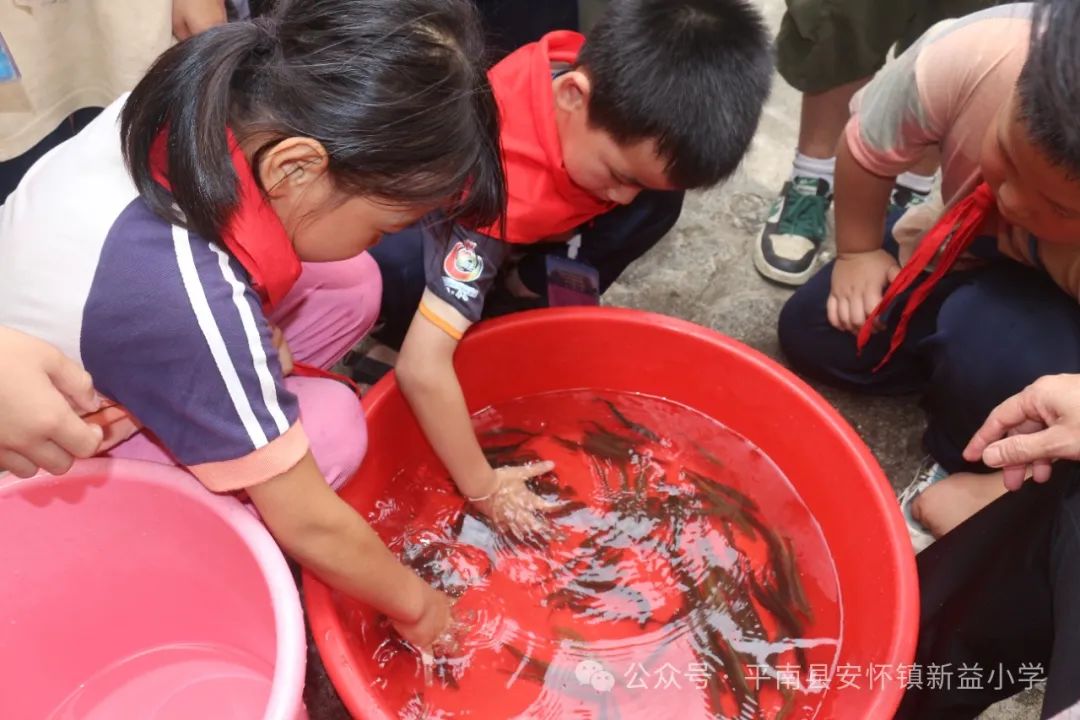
[209,242,290,434]
[172,225,269,448]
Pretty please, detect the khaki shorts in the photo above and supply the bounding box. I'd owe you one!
[776,0,1002,93]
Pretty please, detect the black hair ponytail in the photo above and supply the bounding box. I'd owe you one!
[122,22,271,241]
[121,0,505,241]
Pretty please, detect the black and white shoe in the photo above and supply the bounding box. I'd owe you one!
[754,176,833,286]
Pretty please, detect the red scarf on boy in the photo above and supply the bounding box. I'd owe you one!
[857,182,996,368]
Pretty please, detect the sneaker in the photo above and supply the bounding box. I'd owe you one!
[754,176,832,286]
[889,184,931,216]
[897,456,949,554]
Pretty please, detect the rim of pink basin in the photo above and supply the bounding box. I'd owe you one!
[0,458,307,720]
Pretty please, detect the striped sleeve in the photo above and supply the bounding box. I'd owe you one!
[81,200,307,491]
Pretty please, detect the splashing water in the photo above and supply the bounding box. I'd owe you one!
[339,390,841,720]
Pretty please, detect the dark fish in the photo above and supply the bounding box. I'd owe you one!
[553,625,588,644]
[546,587,592,611]
[689,473,757,537]
[553,436,582,452]
[746,570,808,672]
[692,440,727,470]
[483,427,540,440]
[548,500,588,519]
[600,399,662,442]
[745,515,812,623]
[583,424,640,461]
[571,577,620,594]
[502,644,549,686]
[776,686,798,720]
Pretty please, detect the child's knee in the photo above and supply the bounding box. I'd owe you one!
[291,377,367,490]
[777,284,829,366]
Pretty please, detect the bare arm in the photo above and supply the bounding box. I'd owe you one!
[834,133,896,255]
[395,297,495,499]
[827,134,904,333]
[396,294,556,538]
[247,452,451,646]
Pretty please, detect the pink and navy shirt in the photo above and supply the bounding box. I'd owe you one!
[0,97,308,491]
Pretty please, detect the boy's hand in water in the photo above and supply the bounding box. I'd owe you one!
[827,249,901,334]
[471,462,558,541]
[391,584,458,652]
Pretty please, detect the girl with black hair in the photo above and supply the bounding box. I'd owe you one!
[0,0,504,649]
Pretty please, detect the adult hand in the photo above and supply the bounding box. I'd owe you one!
[0,327,103,477]
[964,374,1080,491]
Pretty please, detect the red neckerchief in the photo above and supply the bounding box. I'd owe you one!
[858,182,995,369]
[478,30,616,242]
[149,131,302,312]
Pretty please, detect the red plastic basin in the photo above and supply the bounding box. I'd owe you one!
[305,307,918,719]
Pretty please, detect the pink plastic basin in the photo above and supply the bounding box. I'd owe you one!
[0,459,307,720]
[307,307,919,719]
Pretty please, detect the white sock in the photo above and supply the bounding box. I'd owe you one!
[896,170,936,195]
[791,152,837,186]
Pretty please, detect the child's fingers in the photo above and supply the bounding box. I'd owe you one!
[849,295,867,334]
[826,295,841,330]
[836,296,853,334]
[517,461,555,479]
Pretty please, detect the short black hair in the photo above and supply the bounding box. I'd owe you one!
[1018,0,1080,180]
[577,0,772,189]
[122,0,503,242]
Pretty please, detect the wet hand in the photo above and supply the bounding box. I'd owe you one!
[827,249,901,334]
[470,462,558,542]
[391,584,459,654]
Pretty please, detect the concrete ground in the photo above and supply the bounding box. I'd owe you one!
[302,0,1044,717]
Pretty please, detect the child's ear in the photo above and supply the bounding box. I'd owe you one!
[258,137,330,197]
[553,70,592,114]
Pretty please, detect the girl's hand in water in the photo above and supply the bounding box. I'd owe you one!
[391,584,458,653]
[470,462,558,541]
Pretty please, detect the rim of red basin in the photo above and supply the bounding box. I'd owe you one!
[304,306,919,720]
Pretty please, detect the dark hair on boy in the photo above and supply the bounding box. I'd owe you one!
[1018,0,1080,179]
[121,0,504,242]
[577,0,773,190]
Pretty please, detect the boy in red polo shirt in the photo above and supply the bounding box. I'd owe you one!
[378,0,772,537]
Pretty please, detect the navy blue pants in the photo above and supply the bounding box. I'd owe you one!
[778,237,1080,472]
[899,462,1080,718]
[370,190,685,350]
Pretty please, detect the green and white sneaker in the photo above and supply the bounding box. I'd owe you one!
[754,176,832,286]
[889,184,931,216]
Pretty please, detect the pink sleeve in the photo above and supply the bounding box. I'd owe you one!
[844,20,961,177]
[189,421,310,492]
